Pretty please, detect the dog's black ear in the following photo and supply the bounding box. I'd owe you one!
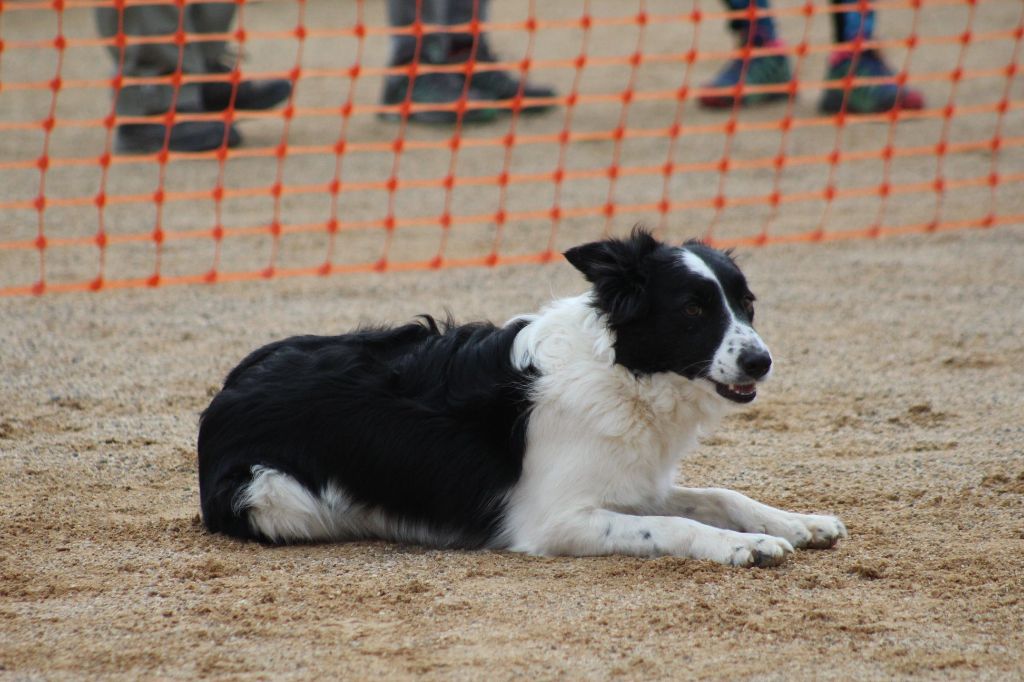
[563,228,661,325]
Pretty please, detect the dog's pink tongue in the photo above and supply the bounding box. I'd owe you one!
[732,384,756,394]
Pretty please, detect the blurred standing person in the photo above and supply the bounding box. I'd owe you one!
[699,0,924,113]
[380,0,558,124]
[96,2,292,153]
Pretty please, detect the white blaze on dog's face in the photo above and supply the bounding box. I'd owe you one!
[563,230,771,404]
[679,246,772,403]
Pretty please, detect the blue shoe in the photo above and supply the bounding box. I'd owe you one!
[820,49,925,114]
[700,41,792,109]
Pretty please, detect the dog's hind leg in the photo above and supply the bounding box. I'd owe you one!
[655,487,847,550]
[518,509,793,567]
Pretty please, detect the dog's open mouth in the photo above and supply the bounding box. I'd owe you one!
[713,381,757,403]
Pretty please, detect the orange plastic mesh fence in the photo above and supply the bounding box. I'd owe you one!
[1,0,1021,296]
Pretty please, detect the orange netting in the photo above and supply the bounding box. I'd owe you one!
[1,0,1021,296]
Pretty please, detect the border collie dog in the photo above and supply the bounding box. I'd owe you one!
[198,229,846,567]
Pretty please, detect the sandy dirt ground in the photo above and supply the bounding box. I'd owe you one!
[2,227,1023,680]
[2,0,1024,679]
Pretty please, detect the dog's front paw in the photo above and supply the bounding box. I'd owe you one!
[760,513,847,550]
[729,533,794,567]
[695,531,793,568]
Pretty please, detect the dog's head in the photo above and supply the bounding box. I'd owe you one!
[564,228,772,404]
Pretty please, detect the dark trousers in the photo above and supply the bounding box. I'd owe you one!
[386,0,489,65]
[722,0,876,45]
[95,3,235,115]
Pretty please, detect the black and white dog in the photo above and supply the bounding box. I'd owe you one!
[198,229,846,566]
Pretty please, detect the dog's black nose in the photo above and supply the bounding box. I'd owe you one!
[738,348,772,379]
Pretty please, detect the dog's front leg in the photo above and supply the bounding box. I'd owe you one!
[655,487,847,550]
[528,509,793,567]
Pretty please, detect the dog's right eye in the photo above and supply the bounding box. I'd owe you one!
[684,303,703,317]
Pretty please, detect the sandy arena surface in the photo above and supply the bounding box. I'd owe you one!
[2,227,1023,680]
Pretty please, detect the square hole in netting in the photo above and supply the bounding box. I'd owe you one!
[568,97,633,137]
[770,198,827,240]
[330,227,389,268]
[827,195,883,236]
[163,198,218,240]
[335,187,390,229]
[885,190,945,231]
[611,171,666,216]
[625,97,685,138]
[0,245,42,291]
[449,179,501,223]
[281,148,338,190]
[441,221,499,263]
[41,243,105,288]
[102,198,159,240]
[101,240,160,283]
[336,143,401,186]
[3,207,38,245]
[104,157,161,203]
[160,234,219,280]
[720,168,779,211]
[555,176,612,217]
[235,113,291,155]
[499,218,561,259]
[386,224,446,264]
[43,203,99,243]
[501,176,556,220]
[277,186,334,234]
[665,208,718,243]
[0,123,46,170]
[832,152,885,193]
[216,231,276,275]
[283,107,346,149]
[48,123,109,168]
[713,202,776,242]
[219,190,275,234]
[392,185,446,227]
[943,184,997,226]
[1,168,42,212]
[393,145,455,182]
[943,146,995,186]
[275,227,334,272]
[0,44,59,92]
[164,156,222,193]
[452,143,507,182]
[293,71,347,113]
[994,175,1024,218]
[223,152,280,197]
[666,166,721,209]
[507,139,561,180]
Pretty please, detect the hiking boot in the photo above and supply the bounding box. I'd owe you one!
[379,70,498,125]
[200,60,292,112]
[114,118,241,154]
[452,45,557,115]
[699,43,792,109]
[820,49,925,114]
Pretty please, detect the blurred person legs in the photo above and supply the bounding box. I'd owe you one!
[699,0,924,113]
[444,0,556,114]
[380,0,556,124]
[819,6,924,114]
[95,3,292,153]
[699,0,792,108]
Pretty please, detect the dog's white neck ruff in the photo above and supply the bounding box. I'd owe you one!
[501,293,731,553]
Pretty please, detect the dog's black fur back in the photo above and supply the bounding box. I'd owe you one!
[198,316,535,546]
